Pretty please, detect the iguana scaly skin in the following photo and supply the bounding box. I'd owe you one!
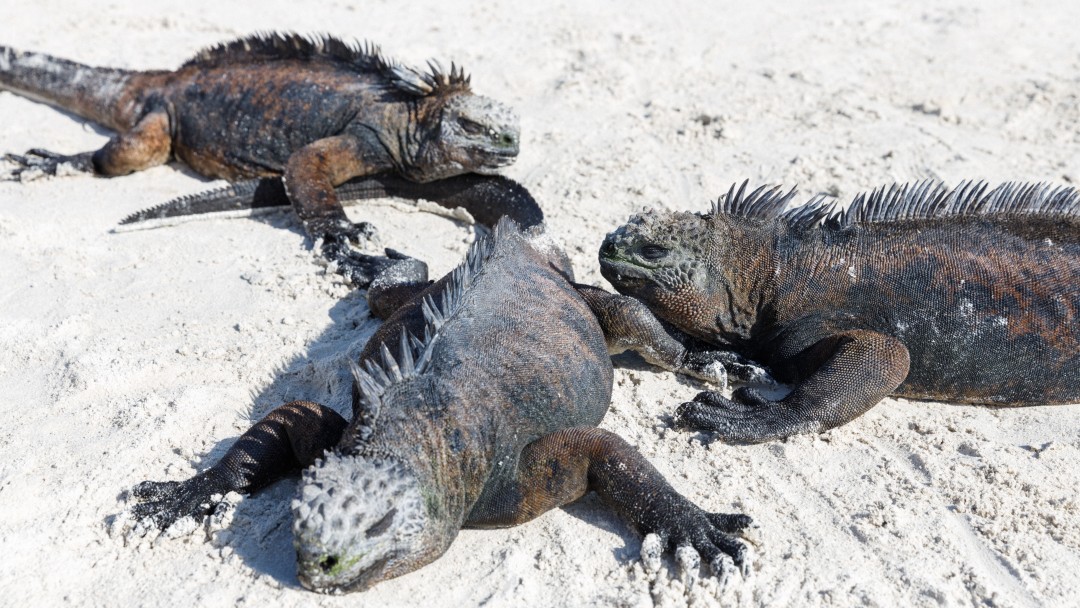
[128,214,757,593]
[114,173,544,233]
[0,34,519,285]
[600,181,1080,444]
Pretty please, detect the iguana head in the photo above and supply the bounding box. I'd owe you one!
[292,451,436,594]
[599,208,768,346]
[408,93,520,181]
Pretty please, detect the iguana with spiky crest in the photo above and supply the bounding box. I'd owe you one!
[0,33,519,285]
[600,180,1080,444]
[127,217,761,593]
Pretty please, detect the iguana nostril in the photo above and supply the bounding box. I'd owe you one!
[319,555,339,573]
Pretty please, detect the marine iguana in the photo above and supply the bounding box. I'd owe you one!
[0,33,519,285]
[599,180,1080,444]
[127,218,754,592]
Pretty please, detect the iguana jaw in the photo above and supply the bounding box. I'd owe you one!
[598,255,656,291]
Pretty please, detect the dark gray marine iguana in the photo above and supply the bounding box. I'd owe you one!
[600,180,1080,444]
[0,33,519,285]
[127,216,759,593]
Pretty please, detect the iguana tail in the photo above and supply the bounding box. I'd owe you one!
[117,174,545,230]
[0,45,135,130]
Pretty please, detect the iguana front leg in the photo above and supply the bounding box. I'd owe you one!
[283,135,396,287]
[130,400,348,531]
[465,427,752,584]
[574,284,774,386]
[676,329,911,443]
[4,109,171,180]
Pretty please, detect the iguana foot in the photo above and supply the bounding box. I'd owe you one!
[310,216,423,287]
[2,148,95,181]
[682,351,777,388]
[128,471,230,533]
[637,495,753,588]
[674,388,820,444]
[323,242,427,289]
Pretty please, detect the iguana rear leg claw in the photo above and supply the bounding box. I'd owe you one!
[3,148,95,181]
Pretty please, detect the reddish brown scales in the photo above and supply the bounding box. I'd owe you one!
[1,33,520,286]
[601,181,1080,443]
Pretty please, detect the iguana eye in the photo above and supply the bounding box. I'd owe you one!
[640,244,669,260]
[458,118,487,136]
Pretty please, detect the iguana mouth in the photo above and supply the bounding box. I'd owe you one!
[598,256,654,288]
[473,140,519,171]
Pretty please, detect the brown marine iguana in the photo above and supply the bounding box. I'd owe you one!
[599,180,1080,444]
[0,33,519,285]
[127,216,754,592]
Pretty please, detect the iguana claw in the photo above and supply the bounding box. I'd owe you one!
[323,243,426,288]
[2,148,94,181]
[129,471,229,532]
[637,491,752,587]
[682,350,777,388]
[675,389,820,443]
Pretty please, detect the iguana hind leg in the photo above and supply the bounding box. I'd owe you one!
[676,329,910,443]
[4,109,171,181]
[465,426,752,582]
[130,400,348,531]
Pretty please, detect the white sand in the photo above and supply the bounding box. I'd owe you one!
[1,1,1079,606]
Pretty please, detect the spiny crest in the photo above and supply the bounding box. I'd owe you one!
[348,327,436,441]
[833,180,1080,227]
[388,60,472,97]
[711,180,800,219]
[184,32,471,97]
[348,219,513,439]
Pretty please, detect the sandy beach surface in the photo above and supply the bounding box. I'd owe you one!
[1,1,1079,606]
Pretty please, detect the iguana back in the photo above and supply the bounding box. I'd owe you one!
[771,183,1080,405]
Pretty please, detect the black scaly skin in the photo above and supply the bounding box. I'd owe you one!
[0,34,519,286]
[129,216,754,593]
[116,173,545,233]
[600,180,1080,444]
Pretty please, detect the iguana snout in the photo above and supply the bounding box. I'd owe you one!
[292,452,429,593]
[414,94,519,181]
[599,209,711,293]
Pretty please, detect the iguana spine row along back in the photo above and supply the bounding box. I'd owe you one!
[600,180,1080,443]
[0,33,520,285]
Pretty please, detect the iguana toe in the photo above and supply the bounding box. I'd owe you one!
[707,512,753,534]
[327,247,424,288]
[2,148,93,181]
[675,394,821,443]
